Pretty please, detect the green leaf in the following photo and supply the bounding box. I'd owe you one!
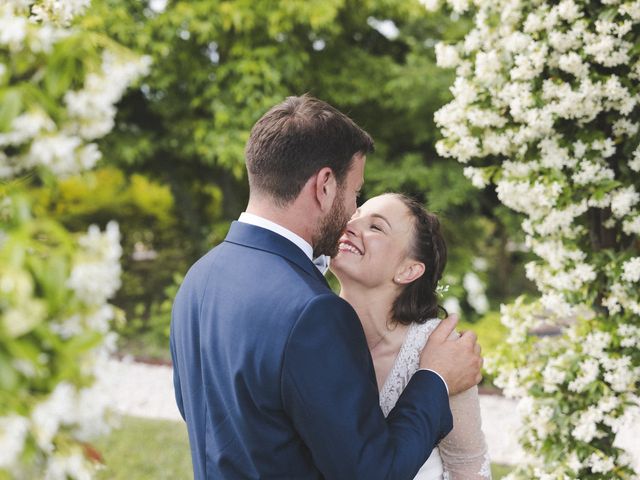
[0,88,23,131]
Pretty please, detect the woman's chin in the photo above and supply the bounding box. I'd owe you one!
[329,255,350,277]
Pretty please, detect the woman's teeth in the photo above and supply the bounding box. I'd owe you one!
[339,242,363,255]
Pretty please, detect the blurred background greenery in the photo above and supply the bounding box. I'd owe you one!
[32,0,534,363]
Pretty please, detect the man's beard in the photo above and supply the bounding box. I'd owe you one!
[312,188,350,258]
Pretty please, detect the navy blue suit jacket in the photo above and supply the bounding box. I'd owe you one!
[170,221,453,479]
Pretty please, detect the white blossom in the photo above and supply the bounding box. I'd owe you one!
[32,382,77,451]
[571,160,615,185]
[556,0,582,22]
[463,272,489,313]
[0,111,55,148]
[463,166,489,188]
[582,331,611,359]
[68,222,122,305]
[523,12,544,33]
[587,453,614,474]
[568,358,599,392]
[443,297,461,314]
[496,180,562,219]
[567,451,583,472]
[534,201,588,237]
[0,8,27,48]
[0,415,29,468]
[597,395,620,414]
[622,215,640,235]
[418,0,441,11]
[44,451,92,480]
[542,358,566,392]
[618,323,640,348]
[603,356,636,392]
[435,42,460,68]
[612,118,638,137]
[621,257,640,283]
[475,50,502,85]
[540,291,574,317]
[558,52,587,77]
[610,186,640,218]
[629,146,640,171]
[572,406,604,442]
[621,1,640,20]
[31,0,90,26]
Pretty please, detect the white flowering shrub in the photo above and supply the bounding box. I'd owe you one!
[0,1,148,477]
[429,0,640,477]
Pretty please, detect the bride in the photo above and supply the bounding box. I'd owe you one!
[330,193,491,480]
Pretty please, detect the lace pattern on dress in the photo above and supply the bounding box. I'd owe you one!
[379,320,441,417]
[378,318,492,480]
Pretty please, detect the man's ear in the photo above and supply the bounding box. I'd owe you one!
[315,167,337,213]
[394,261,426,285]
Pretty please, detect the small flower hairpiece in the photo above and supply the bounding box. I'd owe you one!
[436,283,450,297]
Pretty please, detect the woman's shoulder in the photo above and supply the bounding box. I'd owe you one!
[406,318,442,349]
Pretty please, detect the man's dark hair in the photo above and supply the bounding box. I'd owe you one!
[391,194,448,324]
[245,94,374,205]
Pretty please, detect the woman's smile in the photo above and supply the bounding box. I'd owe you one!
[338,238,364,255]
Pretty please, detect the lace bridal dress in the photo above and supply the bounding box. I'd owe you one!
[379,320,492,480]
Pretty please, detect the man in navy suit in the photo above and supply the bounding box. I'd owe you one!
[170,95,483,479]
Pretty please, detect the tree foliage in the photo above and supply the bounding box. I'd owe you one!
[76,0,532,338]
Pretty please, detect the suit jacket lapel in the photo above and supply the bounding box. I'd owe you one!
[224,221,330,287]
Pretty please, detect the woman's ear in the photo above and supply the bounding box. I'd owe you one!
[394,262,426,285]
[315,167,337,213]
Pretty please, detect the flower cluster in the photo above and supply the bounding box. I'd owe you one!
[431,0,640,477]
[0,1,146,477]
[0,1,150,179]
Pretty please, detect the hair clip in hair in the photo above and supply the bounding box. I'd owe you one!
[435,284,450,297]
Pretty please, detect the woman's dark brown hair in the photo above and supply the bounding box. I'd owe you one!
[391,194,448,325]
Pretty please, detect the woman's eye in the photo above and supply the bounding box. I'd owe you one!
[371,224,382,231]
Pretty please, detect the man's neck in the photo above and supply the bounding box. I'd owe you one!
[245,199,315,246]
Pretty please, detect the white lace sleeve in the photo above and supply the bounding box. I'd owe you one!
[439,385,491,479]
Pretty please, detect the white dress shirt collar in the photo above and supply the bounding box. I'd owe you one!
[238,212,314,261]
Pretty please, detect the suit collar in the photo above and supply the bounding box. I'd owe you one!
[224,221,329,287]
[238,212,314,261]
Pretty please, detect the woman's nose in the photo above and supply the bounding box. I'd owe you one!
[345,219,360,236]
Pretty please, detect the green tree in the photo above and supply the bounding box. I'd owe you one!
[99,0,530,303]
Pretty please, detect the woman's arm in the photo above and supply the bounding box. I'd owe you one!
[438,385,492,479]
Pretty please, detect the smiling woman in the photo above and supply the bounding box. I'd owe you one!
[332,193,447,325]
[330,193,491,480]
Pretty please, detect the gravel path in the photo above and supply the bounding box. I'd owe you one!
[100,358,639,469]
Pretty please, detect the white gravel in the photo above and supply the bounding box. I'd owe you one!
[99,358,639,469]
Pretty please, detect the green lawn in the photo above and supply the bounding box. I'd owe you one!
[95,416,512,479]
[94,416,192,480]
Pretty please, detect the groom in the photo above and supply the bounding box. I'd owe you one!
[170,95,483,479]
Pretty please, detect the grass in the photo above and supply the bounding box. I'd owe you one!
[95,416,513,479]
[94,416,192,480]
[493,463,514,478]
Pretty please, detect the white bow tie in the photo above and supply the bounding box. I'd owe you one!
[312,255,330,276]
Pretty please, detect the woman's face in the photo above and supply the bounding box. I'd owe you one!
[331,194,417,289]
